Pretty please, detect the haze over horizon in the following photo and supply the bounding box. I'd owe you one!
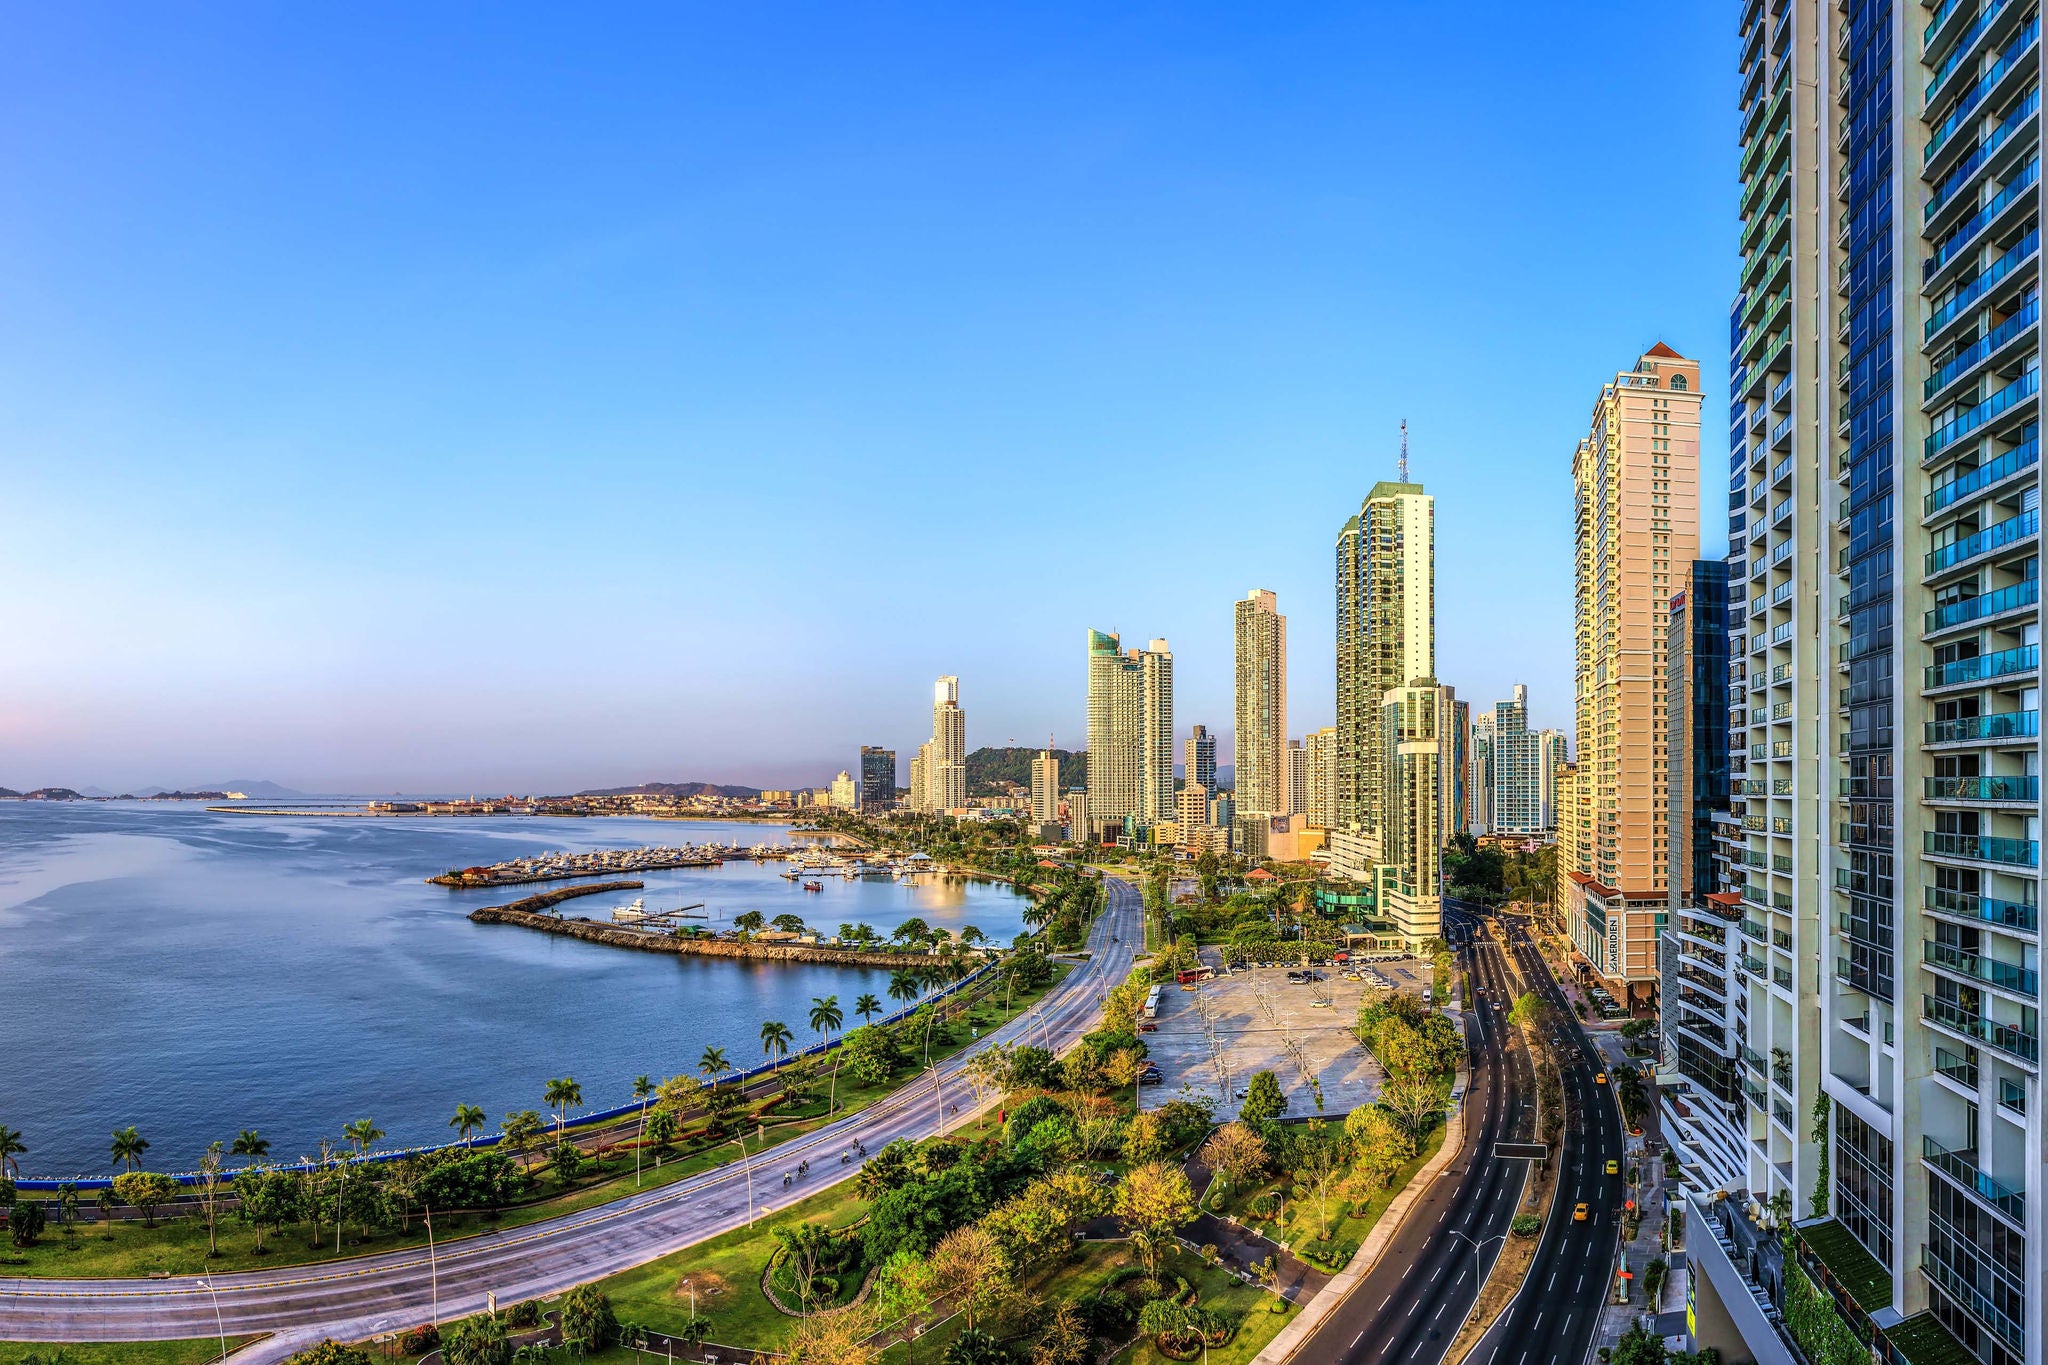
[1,4,1736,794]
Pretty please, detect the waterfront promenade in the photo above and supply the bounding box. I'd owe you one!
[0,880,1139,1359]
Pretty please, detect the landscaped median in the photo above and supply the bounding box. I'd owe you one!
[0,1340,257,1365]
[1247,1064,1470,1363]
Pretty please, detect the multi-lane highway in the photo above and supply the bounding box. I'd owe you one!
[0,879,1140,1360]
[1463,913,1627,1365]
[1285,903,1624,1365]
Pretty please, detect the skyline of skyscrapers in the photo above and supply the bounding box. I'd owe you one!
[1085,629,1174,831]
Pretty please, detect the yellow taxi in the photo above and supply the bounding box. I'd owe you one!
[1573,1202,1590,1222]
[1605,1159,1620,1176]
[1594,1072,1608,1085]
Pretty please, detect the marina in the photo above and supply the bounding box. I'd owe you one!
[427,840,791,887]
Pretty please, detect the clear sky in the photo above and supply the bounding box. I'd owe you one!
[0,3,1737,795]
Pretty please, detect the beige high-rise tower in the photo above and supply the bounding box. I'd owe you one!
[1086,630,1173,829]
[1562,344,1701,1007]
[1233,589,1288,816]
[928,676,966,814]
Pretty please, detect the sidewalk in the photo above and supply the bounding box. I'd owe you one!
[1586,1153,1675,1360]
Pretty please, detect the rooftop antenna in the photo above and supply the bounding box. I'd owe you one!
[1398,419,1409,483]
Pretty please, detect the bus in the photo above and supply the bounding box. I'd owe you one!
[1175,967,1215,986]
[1143,984,1163,1020]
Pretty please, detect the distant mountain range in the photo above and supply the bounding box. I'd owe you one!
[965,747,1085,796]
[577,781,766,799]
[0,779,305,801]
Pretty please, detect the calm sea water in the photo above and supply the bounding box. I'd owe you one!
[0,803,1025,1176]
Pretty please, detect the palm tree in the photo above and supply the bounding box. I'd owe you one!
[760,1019,794,1074]
[542,1077,583,1138]
[855,992,882,1025]
[698,1045,732,1089]
[809,996,845,1113]
[230,1130,270,1162]
[449,1104,487,1145]
[0,1125,25,1182]
[632,1075,655,1185]
[887,971,920,1009]
[109,1126,148,1171]
[342,1118,384,1154]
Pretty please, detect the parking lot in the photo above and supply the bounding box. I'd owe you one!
[1139,952,1425,1122]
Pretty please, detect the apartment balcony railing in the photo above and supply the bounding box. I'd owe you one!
[1926,939,2041,995]
[1925,643,2039,687]
[1926,0,2005,108]
[1925,831,2040,866]
[1927,509,2040,577]
[1925,87,2042,226]
[1927,885,2039,931]
[1927,577,2041,632]
[1922,1134,2027,1222]
[1924,155,2041,283]
[1925,367,2040,460]
[1926,298,2041,402]
[1920,1248,2026,1352]
[1924,994,2041,1062]
[1934,1045,1979,1089]
[1924,709,2040,744]
[1925,774,2040,802]
[1741,954,1768,976]
[1926,14,2042,167]
[1926,227,2040,341]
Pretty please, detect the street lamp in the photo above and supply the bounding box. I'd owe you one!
[194,1278,226,1364]
[422,1203,441,1327]
[1446,1229,1508,1288]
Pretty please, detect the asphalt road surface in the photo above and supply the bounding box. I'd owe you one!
[1285,904,1534,1365]
[0,879,1141,1359]
[1464,913,1626,1365]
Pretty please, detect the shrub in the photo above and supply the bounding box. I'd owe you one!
[505,1298,543,1328]
[398,1324,441,1352]
[1510,1213,1542,1237]
[284,1344,375,1365]
[9,1200,47,1247]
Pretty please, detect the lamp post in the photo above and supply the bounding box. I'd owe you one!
[1446,1229,1508,1289]
[423,1203,440,1327]
[194,1278,226,1364]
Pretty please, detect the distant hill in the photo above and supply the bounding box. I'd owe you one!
[578,781,765,799]
[0,788,18,799]
[22,788,84,800]
[965,747,1085,796]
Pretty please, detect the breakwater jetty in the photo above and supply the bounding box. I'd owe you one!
[469,903,937,968]
[430,842,780,888]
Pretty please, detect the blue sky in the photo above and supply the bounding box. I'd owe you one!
[0,3,1736,793]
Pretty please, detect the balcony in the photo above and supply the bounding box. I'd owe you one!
[1925,642,2039,688]
[1926,577,2040,632]
[1925,508,2040,578]
[1925,1,2003,110]
[1924,367,2040,461]
[1922,1134,2026,1223]
[1925,774,2040,803]
[1925,939,2040,995]
[1926,14,2042,170]
[1925,227,2039,342]
[1923,994,2040,1062]
[1923,155,2041,285]
[1924,87,2042,228]
[1923,709,2040,744]
[1933,1045,1979,1089]
[1926,885,2038,931]
[1925,297,2041,404]
[1925,831,2040,866]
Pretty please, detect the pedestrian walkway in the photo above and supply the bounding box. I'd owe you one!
[1587,1150,1676,1360]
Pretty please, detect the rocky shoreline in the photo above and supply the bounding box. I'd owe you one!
[468,902,937,968]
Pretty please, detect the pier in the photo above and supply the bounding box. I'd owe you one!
[467,903,939,967]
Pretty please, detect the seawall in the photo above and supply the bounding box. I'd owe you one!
[468,905,937,968]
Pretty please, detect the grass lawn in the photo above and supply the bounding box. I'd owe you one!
[5,968,1067,1282]
[0,1340,254,1365]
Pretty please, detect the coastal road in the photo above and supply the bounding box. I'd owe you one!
[1463,914,1626,1365]
[0,880,1141,1359]
[1282,904,1535,1365]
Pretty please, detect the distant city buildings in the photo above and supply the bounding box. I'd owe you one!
[1302,726,1337,828]
[909,676,965,816]
[1466,685,1563,837]
[1030,746,1060,827]
[828,770,858,809]
[1233,588,1288,818]
[1560,344,1700,1008]
[1284,738,1307,817]
[1063,787,1088,845]
[1085,630,1174,829]
[1186,724,1217,795]
[858,746,896,810]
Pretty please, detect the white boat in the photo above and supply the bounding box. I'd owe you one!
[611,897,651,923]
